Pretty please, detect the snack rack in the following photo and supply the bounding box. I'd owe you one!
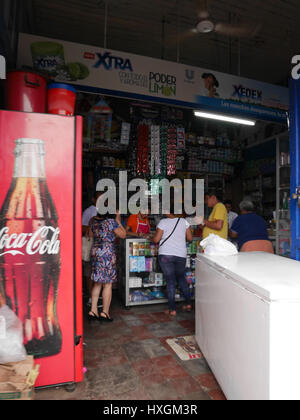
[120,238,200,307]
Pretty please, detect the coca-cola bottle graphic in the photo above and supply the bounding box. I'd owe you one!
[0,138,62,358]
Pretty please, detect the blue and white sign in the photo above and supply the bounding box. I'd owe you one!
[18,33,289,122]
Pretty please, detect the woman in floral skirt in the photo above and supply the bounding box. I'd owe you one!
[88,211,126,322]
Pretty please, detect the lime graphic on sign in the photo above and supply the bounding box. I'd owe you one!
[162,86,174,97]
[67,62,90,80]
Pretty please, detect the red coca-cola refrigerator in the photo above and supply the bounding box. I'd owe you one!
[0,110,83,389]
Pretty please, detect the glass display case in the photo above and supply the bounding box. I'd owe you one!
[119,238,200,307]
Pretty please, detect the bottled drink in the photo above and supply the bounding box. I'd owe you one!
[0,139,62,359]
[139,242,145,256]
[132,242,139,256]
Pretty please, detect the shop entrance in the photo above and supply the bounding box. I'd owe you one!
[78,90,288,311]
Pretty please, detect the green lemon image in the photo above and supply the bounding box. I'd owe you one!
[77,63,90,79]
[162,86,173,97]
[66,62,90,80]
[67,63,81,80]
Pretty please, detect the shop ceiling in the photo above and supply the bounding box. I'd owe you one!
[23,0,300,86]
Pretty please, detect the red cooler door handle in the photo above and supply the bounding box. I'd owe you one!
[24,74,40,88]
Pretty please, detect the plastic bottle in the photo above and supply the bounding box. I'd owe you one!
[283,192,289,210]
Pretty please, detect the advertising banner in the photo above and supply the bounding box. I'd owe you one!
[18,33,289,123]
[0,111,79,387]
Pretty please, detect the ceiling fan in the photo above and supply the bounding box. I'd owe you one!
[185,0,262,38]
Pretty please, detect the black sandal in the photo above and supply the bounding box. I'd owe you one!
[99,312,113,322]
[88,312,100,322]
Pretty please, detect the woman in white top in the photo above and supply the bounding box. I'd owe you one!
[152,210,193,317]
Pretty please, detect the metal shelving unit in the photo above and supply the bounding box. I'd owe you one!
[120,238,199,307]
[276,131,291,257]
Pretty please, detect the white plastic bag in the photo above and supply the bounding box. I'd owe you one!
[82,236,93,262]
[0,305,27,364]
[200,233,238,256]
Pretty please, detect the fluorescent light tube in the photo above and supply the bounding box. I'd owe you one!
[194,111,256,126]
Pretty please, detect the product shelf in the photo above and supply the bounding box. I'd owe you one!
[121,237,198,307]
[127,297,189,306]
[276,132,291,257]
[277,231,291,237]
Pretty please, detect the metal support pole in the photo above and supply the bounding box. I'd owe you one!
[104,0,108,48]
[176,0,180,63]
[161,16,166,60]
[289,78,300,260]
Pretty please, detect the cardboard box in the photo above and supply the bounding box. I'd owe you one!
[149,272,163,282]
[155,279,164,286]
[129,277,142,288]
[0,356,39,400]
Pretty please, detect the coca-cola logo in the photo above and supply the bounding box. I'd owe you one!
[0,226,60,256]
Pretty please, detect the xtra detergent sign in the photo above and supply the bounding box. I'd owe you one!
[18,33,289,122]
[93,51,134,71]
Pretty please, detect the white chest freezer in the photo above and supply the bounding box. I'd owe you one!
[195,252,300,400]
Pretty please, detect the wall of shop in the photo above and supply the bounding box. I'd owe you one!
[0,0,19,66]
[0,1,36,107]
[0,0,19,108]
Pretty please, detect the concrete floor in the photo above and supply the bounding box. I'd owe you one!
[35,296,226,401]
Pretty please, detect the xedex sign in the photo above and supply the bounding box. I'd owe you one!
[0,55,6,79]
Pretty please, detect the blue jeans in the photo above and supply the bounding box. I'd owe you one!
[158,255,191,311]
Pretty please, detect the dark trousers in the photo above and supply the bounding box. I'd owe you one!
[158,255,191,311]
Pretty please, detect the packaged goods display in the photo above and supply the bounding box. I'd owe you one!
[177,127,186,150]
[150,125,160,176]
[137,124,149,175]
[121,238,199,307]
[86,98,112,144]
[167,127,177,176]
[79,93,241,209]
[160,126,168,177]
[120,122,131,146]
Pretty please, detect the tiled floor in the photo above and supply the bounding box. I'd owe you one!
[35,295,226,401]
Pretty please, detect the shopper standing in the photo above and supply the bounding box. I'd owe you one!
[229,200,274,253]
[151,210,193,317]
[202,190,228,240]
[126,210,151,238]
[225,200,238,229]
[82,191,102,301]
[88,210,126,322]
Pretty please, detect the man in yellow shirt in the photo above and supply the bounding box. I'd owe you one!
[202,190,228,240]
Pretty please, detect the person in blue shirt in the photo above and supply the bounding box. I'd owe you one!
[230,200,274,253]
